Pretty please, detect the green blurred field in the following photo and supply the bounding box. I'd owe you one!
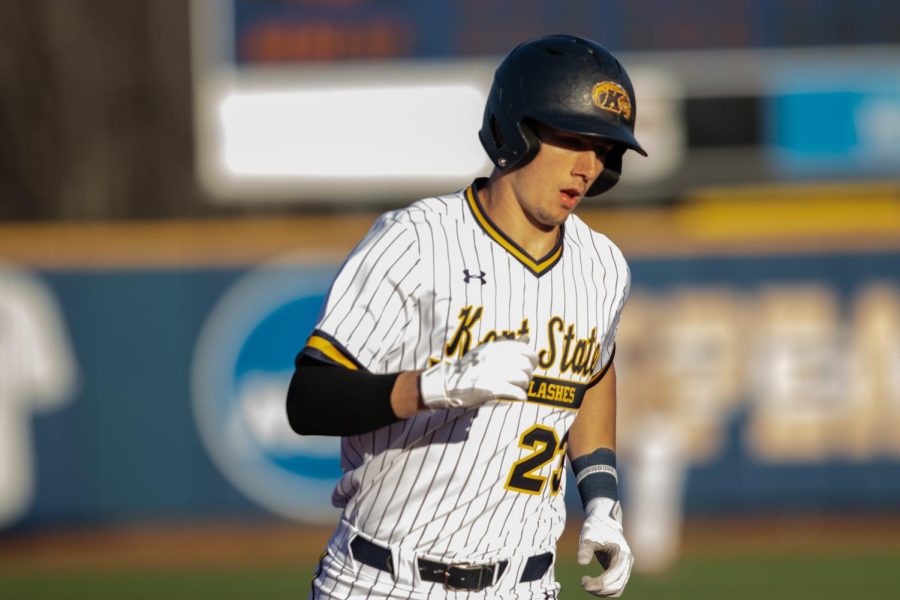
[1,519,899,599]
[3,550,900,599]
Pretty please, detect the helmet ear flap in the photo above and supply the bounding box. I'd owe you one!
[479,109,542,171]
[587,146,624,196]
[514,120,541,170]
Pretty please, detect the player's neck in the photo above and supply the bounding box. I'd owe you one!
[478,178,560,259]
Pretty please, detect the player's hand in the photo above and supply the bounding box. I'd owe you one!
[577,497,634,597]
[419,337,537,409]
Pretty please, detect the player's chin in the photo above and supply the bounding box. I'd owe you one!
[537,212,569,229]
[552,202,578,222]
[533,205,572,228]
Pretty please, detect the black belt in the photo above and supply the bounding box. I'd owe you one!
[349,536,553,592]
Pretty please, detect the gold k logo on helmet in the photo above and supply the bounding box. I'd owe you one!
[591,81,632,120]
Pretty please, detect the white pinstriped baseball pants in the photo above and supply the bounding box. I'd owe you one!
[308,520,560,599]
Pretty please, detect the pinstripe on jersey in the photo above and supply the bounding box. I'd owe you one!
[302,178,630,579]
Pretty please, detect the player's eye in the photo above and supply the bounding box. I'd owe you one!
[562,136,591,151]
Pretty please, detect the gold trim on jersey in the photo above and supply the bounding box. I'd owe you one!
[465,183,563,276]
[305,333,360,370]
[586,345,616,389]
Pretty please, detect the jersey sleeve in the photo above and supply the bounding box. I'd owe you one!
[302,214,420,372]
[588,243,631,387]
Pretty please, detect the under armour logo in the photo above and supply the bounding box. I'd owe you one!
[463,269,486,285]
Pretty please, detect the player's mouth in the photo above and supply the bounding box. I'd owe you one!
[559,187,583,209]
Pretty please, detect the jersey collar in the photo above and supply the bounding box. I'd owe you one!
[464,179,564,277]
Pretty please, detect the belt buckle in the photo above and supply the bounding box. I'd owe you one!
[444,561,490,591]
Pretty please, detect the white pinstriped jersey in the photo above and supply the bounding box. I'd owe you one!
[303,178,629,565]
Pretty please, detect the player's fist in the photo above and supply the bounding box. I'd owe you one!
[577,497,634,597]
[419,337,537,409]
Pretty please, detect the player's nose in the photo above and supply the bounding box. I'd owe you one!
[572,150,603,185]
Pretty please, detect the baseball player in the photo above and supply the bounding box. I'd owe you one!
[287,34,646,598]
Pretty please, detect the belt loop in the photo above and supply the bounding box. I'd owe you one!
[337,519,362,571]
[494,558,508,585]
[387,544,403,584]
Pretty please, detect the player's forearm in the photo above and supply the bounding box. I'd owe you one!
[286,362,405,436]
[567,364,617,459]
[567,418,616,460]
[287,338,538,434]
[390,371,426,419]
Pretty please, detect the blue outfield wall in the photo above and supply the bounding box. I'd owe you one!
[6,249,900,531]
[29,268,263,525]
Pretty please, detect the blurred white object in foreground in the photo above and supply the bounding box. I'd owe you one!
[622,414,688,574]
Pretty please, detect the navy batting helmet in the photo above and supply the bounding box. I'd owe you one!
[479,34,647,196]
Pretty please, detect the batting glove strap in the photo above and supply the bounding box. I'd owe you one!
[419,338,538,410]
[577,497,633,598]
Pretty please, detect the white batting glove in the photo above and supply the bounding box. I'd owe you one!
[419,338,537,409]
[577,497,634,597]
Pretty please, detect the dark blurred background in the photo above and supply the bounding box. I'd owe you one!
[3,0,899,219]
[0,1,200,220]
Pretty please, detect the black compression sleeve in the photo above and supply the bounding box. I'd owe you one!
[286,354,402,436]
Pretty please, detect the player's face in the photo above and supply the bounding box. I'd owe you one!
[511,124,614,228]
